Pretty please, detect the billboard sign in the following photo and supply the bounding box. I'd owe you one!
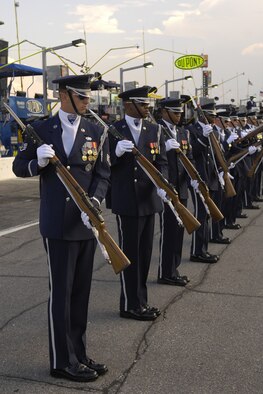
[9,96,45,119]
[175,55,204,70]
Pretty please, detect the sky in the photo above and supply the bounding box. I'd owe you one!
[1,0,263,106]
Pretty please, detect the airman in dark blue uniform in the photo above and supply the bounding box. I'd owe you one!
[107,86,168,321]
[155,98,191,286]
[188,103,220,263]
[13,74,110,382]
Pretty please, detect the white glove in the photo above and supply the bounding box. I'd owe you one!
[165,138,180,152]
[37,144,55,167]
[226,133,238,144]
[248,145,257,155]
[81,212,93,230]
[201,124,213,138]
[157,188,168,202]
[190,179,199,191]
[219,171,234,185]
[241,131,248,138]
[115,140,134,157]
[218,171,225,187]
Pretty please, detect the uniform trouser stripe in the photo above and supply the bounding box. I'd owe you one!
[45,238,56,369]
[244,189,248,207]
[159,210,165,278]
[116,215,128,311]
[43,238,95,369]
[190,187,209,255]
[116,214,155,311]
[191,189,198,255]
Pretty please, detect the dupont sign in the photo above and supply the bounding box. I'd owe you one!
[175,55,205,70]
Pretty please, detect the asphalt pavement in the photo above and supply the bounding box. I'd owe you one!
[0,177,263,394]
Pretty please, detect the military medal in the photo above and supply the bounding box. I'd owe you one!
[81,140,98,163]
[150,142,157,160]
[181,139,188,154]
[150,142,159,156]
[82,141,93,161]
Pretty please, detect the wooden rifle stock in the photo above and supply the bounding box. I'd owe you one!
[175,150,224,222]
[47,154,131,274]
[4,103,130,274]
[195,105,236,198]
[227,140,262,167]
[234,124,263,145]
[31,126,130,274]
[161,126,223,222]
[247,148,263,178]
[108,125,201,234]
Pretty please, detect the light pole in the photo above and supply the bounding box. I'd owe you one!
[14,1,23,90]
[195,84,218,98]
[119,62,154,94]
[87,45,139,72]
[164,76,192,98]
[41,39,86,115]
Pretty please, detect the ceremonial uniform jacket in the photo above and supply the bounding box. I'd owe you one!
[237,127,254,172]
[13,114,110,240]
[223,128,249,177]
[159,119,192,200]
[188,121,219,191]
[108,118,168,216]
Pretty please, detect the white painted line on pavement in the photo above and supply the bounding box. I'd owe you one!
[0,221,39,237]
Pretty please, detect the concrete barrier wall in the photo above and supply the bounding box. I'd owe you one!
[0,158,16,181]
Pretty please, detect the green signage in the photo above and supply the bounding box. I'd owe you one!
[175,55,204,70]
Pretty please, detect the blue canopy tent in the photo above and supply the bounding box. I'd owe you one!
[0,63,43,78]
[0,63,44,156]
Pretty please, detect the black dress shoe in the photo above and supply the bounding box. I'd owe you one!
[174,275,189,285]
[210,237,231,244]
[236,213,248,219]
[120,307,157,321]
[205,252,220,261]
[157,276,188,286]
[244,204,260,209]
[50,363,98,382]
[224,223,241,229]
[254,197,263,202]
[190,253,218,263]
[143,304,161,316]
[81,358,108,376]
[181,275,190,283]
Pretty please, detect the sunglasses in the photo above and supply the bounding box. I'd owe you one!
[72,93,90,101]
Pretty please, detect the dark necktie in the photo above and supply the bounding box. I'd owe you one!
[68,114,77,125]
[134,119,140,127]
